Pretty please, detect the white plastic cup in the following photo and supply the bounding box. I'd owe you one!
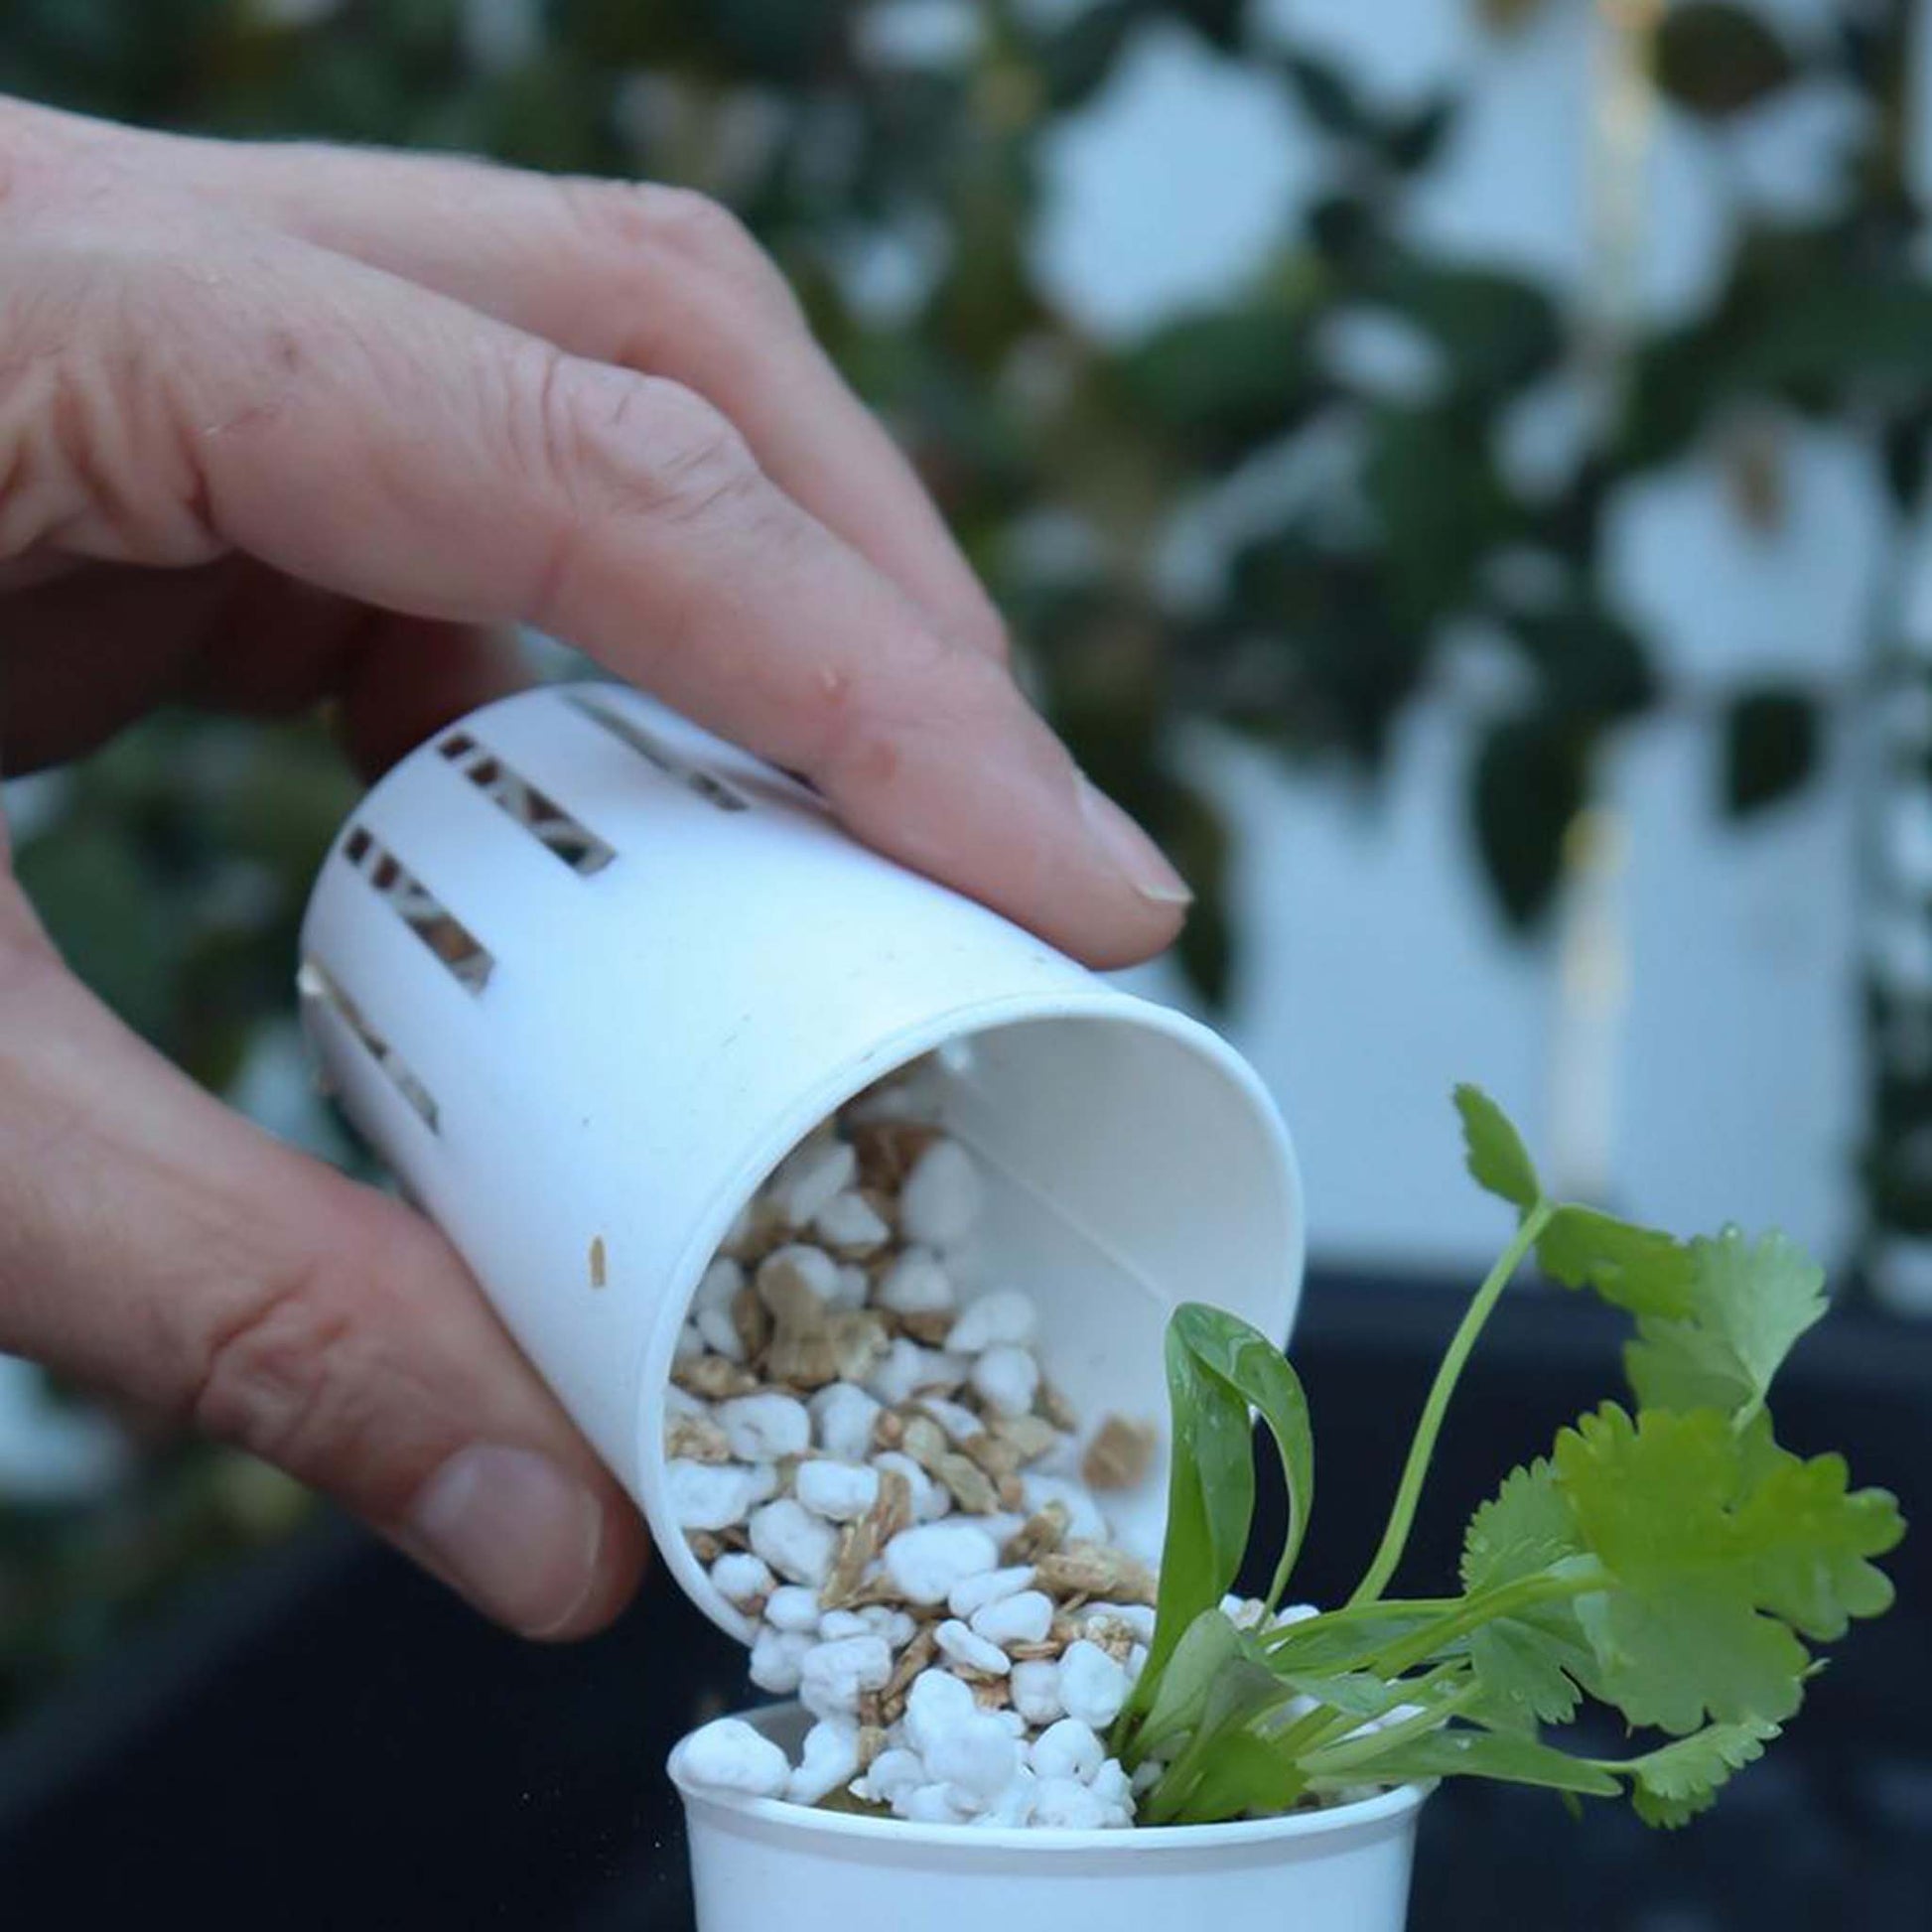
[297,682,1304,1638]
[672,1703,1427,1932]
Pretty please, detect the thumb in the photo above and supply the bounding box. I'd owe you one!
[0,910,646,1638]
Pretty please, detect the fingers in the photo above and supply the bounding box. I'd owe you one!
[32,105,1010,664]
[0,556,527,777]
[2,153,1187,963]
[0,923,647,1636]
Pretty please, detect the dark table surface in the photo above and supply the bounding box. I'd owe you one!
[2,1270,1926,1929]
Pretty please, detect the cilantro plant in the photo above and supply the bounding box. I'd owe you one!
[1113,1086,1904,1829]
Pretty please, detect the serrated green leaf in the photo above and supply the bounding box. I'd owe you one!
[1466,1614,1592,1730]
[1624,1226,1828,1422]
[1538,1205,1696,1316]
[1734,1450,1904,1641]
[1172,1303,1314,1595]
[1311,1723,1621,1797]
[1452,1085,1542,1209]
[1617,1719,1780,1829]
[1460,1460,1594,1727]
[1555,1405,1811,1732]
[1461,1458,1577,1591]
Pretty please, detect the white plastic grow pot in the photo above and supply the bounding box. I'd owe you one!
[296,682,1306,1639]
[671,1703,1429,1932]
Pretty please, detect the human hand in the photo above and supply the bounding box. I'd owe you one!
[0,98,1189,1639]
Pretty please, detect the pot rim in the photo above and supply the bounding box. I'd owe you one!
[669,1704,1432,1854]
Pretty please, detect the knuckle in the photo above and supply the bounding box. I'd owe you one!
[624,378,767,523]
[188,1224,395,1482]
[522,345,766,529]
[568,179,798,322]
[0,281,218,567]
[641,185,760,270]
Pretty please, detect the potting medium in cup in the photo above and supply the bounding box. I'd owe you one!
[297,682,1305,1639]
[671,1703,1428,1932]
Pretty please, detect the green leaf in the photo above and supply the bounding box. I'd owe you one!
[1734,279,1932,396]
[1274,1671,1418,1721]
[1470,711,1586,928]
[1134,1608,1243,1752]
[1144,1658,1298,1822]
[1144,1321,1257,1689]
[1037,0,1146,109]
[1171,0,1244,52]
[1503,603,1657,724]
[1176,1728,1307,1822]
[1733,1450,1904,1641]
[1200,1655,1296,1739]
[1311,1724,1621,1797]
[1617,1719,1780,1829]
[1623,1226,1828,1421]
[1538,1205,1696,1317]
[1465,1613,1594,1731]
[1461,1459,1577,1592]
[1452,1085,1542,1209]
[1367,404,1519,624]
[1460,1460,1594,1728]
[1265,1607,1453,1675]
[1725,690,1818,818]
[1383,95,1454,176]
[1279,52,1371,140]
[1655,4,1794,120]
[1372,262,1561,400]
[1555,1405,1811,1733]
[1121,305,1314,460]
[1171,1303,1314,1596]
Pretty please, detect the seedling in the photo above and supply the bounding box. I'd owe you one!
[1114,1085,1905,1829]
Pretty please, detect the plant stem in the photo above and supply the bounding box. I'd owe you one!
[1303,1684,1484,1778]
[1368,1563,1608,1681]
[1263,1542,1298,1618]
[1262,1596,1462,1652]
[1264,1660,1468,1764]
[1346,1200,1555,1607]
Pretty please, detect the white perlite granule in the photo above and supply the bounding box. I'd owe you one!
[665,1062,1164,1830]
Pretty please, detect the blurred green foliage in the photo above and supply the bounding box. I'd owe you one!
[4,0,1931,1709]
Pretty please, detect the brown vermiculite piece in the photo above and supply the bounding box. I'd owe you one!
[1082,1415,1161,1492]
[662,1060,1163,1827]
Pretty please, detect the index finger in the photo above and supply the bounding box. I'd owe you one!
[22,102,1013,665]
[11,162,1189,967]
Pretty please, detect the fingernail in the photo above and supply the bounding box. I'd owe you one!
[1076,774,1193,905]
[407,1444,605,1637]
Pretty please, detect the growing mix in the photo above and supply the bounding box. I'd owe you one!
[664,1062,1261,1829]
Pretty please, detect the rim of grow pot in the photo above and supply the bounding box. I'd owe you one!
[669,1704,1430,1853]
